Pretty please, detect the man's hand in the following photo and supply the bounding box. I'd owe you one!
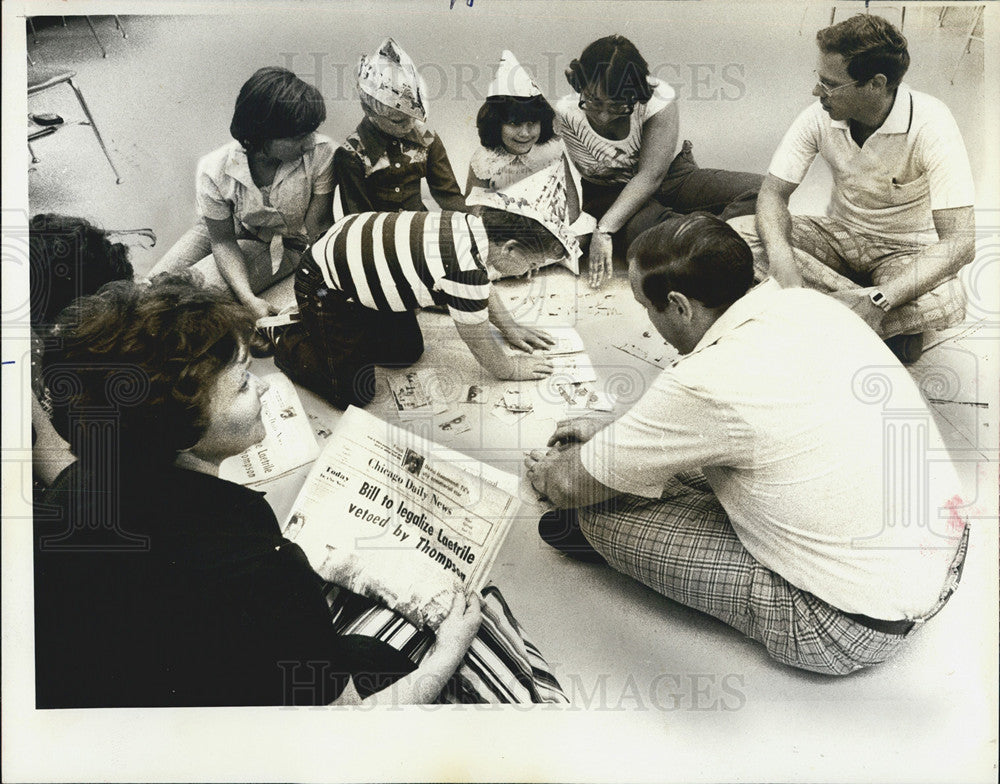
[523,443,618,510]
[768,246,805,288]
[588,231,614,289]
[500,324,554,354]
[828,288,887,333]
[524,447,559,504]
[547,415,614,448]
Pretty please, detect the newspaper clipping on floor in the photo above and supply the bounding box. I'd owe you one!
[282,406,521,630]
[219,373,319,486]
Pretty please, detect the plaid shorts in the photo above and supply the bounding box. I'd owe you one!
[578,472,969,676]
[728,214,967,338]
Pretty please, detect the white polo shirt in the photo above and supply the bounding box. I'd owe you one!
[768,84,974,242]
[581,280,966,620]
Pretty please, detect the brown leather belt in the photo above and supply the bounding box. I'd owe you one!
[844,612,915,636]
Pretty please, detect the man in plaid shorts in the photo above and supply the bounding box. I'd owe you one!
[524,214,969,676]
[730,14,975,364]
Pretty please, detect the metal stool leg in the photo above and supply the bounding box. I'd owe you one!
[84,16,108,58]
[114,15,128,39]
[28,16,38,44]
[798,5,810,35]
[66,77,123,183]
[950,5,985,85]
[28,141,39,164]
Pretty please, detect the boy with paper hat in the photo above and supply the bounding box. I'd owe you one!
[333,38,466,216]
[467,50,586,274]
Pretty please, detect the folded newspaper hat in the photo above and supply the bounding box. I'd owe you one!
[468,160,581,274]
[487,50,542,98]
[357,38,428,121]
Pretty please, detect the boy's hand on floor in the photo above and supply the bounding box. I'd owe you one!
[502,355,554,381]
[501,324,554,353]
[245,296,277,321]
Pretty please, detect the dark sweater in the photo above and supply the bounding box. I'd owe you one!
[34,462,413,708]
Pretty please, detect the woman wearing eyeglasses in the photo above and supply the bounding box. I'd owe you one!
[556,35,763,287]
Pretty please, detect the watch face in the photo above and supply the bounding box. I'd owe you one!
[869,290,890,312]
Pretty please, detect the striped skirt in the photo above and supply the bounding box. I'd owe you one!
[326,584,568,704]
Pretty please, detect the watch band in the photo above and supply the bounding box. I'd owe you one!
[868,289,892,313]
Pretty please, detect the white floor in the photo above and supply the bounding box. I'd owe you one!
[5,2,998,782]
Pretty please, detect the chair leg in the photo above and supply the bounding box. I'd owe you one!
[28,16,38,44]
[28,141,39,164]
[114,15,128,39]
[67,77,123,183]
[938,7,948,26]
[84,16,108,58]
[798,5,810,35]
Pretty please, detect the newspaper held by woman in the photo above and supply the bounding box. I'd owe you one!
[283,406,522,629]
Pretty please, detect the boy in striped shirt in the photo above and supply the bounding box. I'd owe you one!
[274,208,562,409]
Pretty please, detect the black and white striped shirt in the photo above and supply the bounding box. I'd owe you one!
[310,211,492,325]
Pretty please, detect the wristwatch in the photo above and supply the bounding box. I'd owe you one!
[868,288,892,313]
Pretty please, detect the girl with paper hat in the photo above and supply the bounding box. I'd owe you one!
[333,38,466,216]
[467,50,585,275]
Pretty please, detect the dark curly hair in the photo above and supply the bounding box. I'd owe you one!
[29,214,134,331]
[817,14,910,89]
[44,275,254,468]
[566,35,655,104]
[629,213,753,310]
[476,94,556,150]
[230,66,326,152]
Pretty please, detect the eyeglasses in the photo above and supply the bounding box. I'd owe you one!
[813,71,858,97]
[578,94,635,116]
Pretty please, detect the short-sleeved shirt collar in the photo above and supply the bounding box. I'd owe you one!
[355,116,435,158]
[222,143,302,191]
[830,82,913,135]
[687,279,781,357]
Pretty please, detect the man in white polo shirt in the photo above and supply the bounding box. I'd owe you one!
[730,14,975,363]
[524,215,969,676]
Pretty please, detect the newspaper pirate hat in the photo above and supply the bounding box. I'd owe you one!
[468,160,581,274]
[357,38,428,121]
[487,50,542,98]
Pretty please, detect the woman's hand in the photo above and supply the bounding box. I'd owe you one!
[427,591,482,666]
[332,591,483,706]
[588,231,614,288]
[500,324,555,353]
